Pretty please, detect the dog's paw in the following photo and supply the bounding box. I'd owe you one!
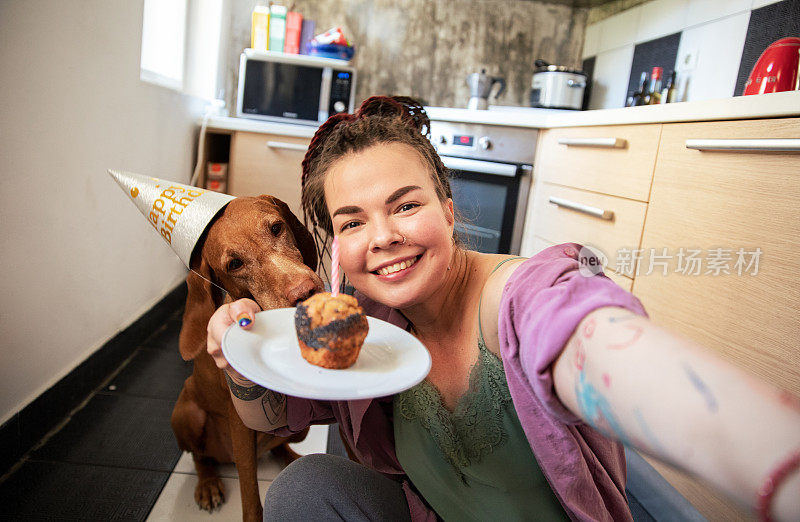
[195,477,226,512]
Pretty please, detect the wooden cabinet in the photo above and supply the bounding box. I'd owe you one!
[631,117,800,521]
[523,116,800,521]
[635,117,800,394]
[228,131,311,217]
[522,123,661,287]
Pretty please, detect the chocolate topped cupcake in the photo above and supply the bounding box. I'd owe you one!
[294,292,369,369]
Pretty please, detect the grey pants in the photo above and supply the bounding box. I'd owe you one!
[264,453,413,521]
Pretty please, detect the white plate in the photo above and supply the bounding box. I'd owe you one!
[221,308,431,400]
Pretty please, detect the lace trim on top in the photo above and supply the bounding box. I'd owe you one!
[395,338,512,481]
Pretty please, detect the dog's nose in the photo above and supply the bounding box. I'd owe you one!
[287,279,321,306]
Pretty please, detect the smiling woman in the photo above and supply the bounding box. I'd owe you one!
[203,96,800,522]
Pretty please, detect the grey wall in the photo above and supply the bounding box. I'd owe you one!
[226,0,589,109]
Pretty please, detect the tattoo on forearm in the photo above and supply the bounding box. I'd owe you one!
[575,371,631,445]
[684,364,718,413]
[582,317,597,338]
[262,391,286,424]
[606,323,644,350]
[224,372,267,401]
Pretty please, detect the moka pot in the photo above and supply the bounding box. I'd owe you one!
[466,69,506,110]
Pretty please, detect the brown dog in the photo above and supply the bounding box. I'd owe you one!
[171,195,324,521]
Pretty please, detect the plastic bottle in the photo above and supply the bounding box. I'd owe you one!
[251,6,269,51]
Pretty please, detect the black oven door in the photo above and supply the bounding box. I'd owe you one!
[443,156,528,255]
[240,60,323,123]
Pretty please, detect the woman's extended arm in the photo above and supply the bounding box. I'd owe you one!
[553,306,800,521]
[207,299,289,432]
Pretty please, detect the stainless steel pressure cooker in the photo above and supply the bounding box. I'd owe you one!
[530,59,587,110]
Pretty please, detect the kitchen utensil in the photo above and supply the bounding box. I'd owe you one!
[466,69,506,110]
[530,59,587,110]
[744,37,800,95]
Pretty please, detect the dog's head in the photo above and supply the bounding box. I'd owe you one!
[180,195,324,360]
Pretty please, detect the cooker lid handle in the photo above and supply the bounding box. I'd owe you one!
[492,77,506,98]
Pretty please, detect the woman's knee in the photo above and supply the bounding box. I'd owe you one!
[263,454,348,520]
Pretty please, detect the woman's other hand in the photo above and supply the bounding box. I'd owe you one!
[207,298,261,377]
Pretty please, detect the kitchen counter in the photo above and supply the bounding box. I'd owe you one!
[206,116,319,137]
[426,90,800,128]
[208,90,799,135]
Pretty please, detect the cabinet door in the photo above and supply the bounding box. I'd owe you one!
[229,131,311,217]
[634,117,800,520]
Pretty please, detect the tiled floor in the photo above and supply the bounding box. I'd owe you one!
[147,427,328,521]
[0,306,328,521]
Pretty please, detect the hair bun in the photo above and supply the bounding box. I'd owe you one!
[355,96,430,138]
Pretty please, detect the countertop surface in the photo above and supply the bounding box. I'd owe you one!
[207,90,800,135]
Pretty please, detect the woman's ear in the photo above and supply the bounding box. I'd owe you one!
[444,198,455,227]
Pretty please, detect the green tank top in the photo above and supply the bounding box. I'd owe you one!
[393,258,568,521]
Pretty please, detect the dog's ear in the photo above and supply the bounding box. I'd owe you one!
[179,253,224,361]
[263,195,318,271]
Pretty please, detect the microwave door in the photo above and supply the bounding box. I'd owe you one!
[240,60,324,124]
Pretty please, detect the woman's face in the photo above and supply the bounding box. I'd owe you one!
[324,142,455,309]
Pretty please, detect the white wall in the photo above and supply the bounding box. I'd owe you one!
[0,1,208,424]
[582,0,786,109]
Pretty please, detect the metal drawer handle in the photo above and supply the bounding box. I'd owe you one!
[266,141,308,152]
[685,139,800,152]
[557,138,627,148]
[549,196,614,220]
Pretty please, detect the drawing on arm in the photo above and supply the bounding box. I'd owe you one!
[224,372,267,401]
[683,363,719,413]
[262,391,287,424]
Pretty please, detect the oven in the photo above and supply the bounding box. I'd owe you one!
[429,121,538,255]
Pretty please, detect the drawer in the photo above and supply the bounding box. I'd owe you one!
[532,182,648,274]
[537,124,661,201]
[526,235,633,292]
[228,131,311,216]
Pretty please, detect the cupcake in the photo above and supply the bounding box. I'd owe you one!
[294,292,369,369]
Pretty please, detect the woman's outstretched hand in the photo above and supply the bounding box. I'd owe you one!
[206,298,262,377]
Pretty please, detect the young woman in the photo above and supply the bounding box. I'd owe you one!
[206,97,799,521]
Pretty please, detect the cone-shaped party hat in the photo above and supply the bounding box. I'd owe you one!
[108,170,235,267]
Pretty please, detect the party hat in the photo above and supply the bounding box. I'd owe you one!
[108,170,235,267]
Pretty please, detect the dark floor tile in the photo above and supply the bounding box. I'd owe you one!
[105,347,192,401]
[0,459,168,521]
[31,393,181,472]
[0,414,21,474]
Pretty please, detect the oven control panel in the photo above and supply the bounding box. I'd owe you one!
[429,121,538,164]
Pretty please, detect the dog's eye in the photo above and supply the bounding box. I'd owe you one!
[227,258,243,271]
[270,222,283,236]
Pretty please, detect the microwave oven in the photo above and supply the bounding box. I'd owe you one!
[236,49,356,126]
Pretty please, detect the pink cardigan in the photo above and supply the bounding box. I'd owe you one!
[273,244,648,521]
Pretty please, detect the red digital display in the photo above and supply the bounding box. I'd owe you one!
[454,135,474,147]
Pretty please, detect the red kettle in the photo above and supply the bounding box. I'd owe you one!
[744,37,800,95]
